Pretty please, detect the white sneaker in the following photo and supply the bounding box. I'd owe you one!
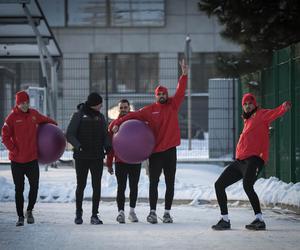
[116,211,125,224]
[128,211,139,222]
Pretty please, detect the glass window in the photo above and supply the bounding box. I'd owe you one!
[39,0,65,27]
[90,53,159,93]
[111,0,165,27]
[68,0,107,26]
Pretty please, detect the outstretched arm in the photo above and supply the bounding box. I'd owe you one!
[262,101,291,123]
[112,109,149,133]
[172,59,188,109]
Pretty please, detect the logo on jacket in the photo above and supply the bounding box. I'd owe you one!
[32,116,36,121]
[152,111,160,115]
[16,119,23,123]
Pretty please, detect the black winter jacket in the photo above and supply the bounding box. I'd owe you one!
[66,103,111,159]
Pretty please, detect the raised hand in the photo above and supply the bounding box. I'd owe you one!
[283,101,292,111]
[179,59,188,75]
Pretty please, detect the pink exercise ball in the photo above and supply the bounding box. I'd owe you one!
[112,119,155,164]
[37,124,66,164]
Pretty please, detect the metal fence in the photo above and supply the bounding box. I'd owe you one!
[0,55,236,162]
[240,43,300,183]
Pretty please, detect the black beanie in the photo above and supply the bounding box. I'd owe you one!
[86,92,102,107]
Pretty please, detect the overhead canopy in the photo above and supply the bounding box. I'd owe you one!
[0,0,62,61]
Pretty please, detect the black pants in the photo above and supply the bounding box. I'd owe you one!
[215,156,264,215]
[149,147,177,210]
[11,160,40,217]
[75,159,103,216]
[115,162,141,211]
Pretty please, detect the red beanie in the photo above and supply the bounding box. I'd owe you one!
[155,85,168,97]
[242,93,257,107]
[16,91,29,105]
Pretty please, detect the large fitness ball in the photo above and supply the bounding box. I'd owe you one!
[37,124,66,164]
[112,119,155,164]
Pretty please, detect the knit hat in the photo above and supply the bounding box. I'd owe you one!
[86,92,102,107]
[15,91,29,105]
[242,93,257,107]
[155,85,168,97]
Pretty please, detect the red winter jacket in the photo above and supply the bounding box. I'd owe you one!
[106,113,131,168]
[114,75,187,154]
[1,107,57,163]
[236,104,288,163]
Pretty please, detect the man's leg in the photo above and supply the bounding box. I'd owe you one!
[24,160,39,224]
[90,159,103,224]
[215,160,243,215]
[242,156,266,230]
[11,161,25,218]
[90,159,103,216]
[115,163,128,212]
[74,159,89,224]
[147,152,163,224]
[128,164,141,222]
[25,160,39,212]
[148,152,163,211]
[128,164,141,209]
[212,160,242,230]
[163,147,177,211]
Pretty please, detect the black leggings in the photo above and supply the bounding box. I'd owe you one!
[75,159,103,216]
[149,147,177,210]
[11,160,40,217]
[215,156,264,215]
[115,162,141,211]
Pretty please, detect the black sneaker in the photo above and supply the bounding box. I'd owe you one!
[74,210,83,225]
[90,215,103,225]
[162,212,173,223]
[245,219,266,230]
[26,210,34,224]
[16,216,25,227]
[146,211,158,224]
[212,219,231,230]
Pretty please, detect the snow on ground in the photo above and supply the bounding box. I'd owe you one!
[0,162,300,250]
[0,202,300,250]
[0,163,299,207]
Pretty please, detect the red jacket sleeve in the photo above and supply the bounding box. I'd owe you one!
[114,109,149,127]
[261,103,287,123]
[35,110,58,125]
[106,120,116,168]
[172,74,187,110]
[1,117,16,152]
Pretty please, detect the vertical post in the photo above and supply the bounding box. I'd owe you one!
[274,52,280,179]
[185,35,192,150]
[105,56,109,121]
[232,78,236,160]
[289,45,296,182]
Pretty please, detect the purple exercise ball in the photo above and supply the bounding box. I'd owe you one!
[112,119,155,164]
[37,124,66,164]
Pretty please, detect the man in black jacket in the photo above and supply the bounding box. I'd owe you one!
[66,92,111,225]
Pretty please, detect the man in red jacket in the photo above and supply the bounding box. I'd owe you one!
[1,90,57,226]
[107,99,142,224]
[112,59,188,224]
[212,93,291,231]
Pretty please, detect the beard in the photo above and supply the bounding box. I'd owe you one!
[242,107,257,119]
[159,97,167,104]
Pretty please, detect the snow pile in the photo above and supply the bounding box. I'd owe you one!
[0,163,299,207]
